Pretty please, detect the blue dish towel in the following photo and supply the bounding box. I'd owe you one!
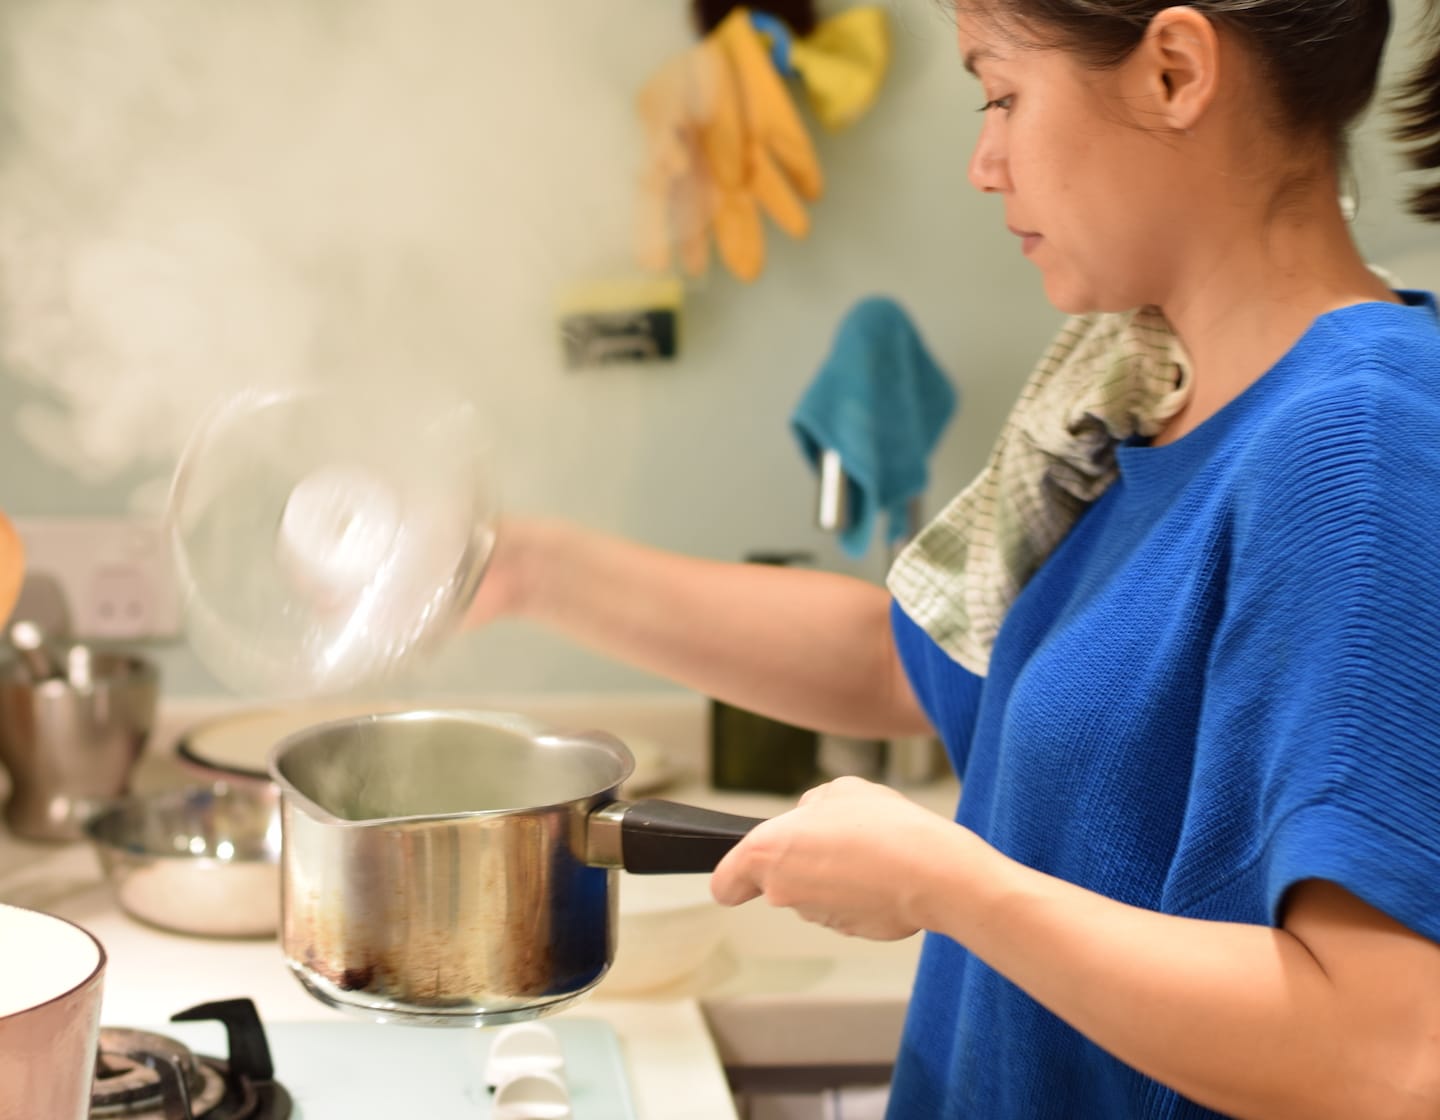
[791,296,958,557]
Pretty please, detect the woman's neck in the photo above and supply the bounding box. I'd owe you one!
[1151,195,1397,446]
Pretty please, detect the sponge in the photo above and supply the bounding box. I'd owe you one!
[556,276,683,370]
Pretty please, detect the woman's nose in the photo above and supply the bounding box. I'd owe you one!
[968,124,1008,193]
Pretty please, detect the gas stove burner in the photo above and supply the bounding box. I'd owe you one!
[93,1029,228,1117]
[93,999,292,1120]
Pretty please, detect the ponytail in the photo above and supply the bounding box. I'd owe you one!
[1394,0,1440,220]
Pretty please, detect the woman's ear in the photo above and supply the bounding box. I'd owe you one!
[1138,6,1221,132]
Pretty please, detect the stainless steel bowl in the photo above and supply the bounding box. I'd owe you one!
[0,644,159,842]
[83,781,281,938]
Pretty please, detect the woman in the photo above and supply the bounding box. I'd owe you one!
[468,2,1440,1115]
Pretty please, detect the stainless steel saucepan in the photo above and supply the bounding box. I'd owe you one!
[267,709,765,1026]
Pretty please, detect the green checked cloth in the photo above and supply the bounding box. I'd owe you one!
[887,306,1193,677]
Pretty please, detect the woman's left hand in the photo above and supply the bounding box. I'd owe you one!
[710,776,954,941]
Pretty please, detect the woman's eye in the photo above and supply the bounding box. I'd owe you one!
[977,96,1013,113]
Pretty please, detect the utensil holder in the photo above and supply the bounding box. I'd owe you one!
[0,650,158,842]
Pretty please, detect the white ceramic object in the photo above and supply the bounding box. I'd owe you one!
[485,1021,566,1088]
[492,1069,572,1120]
[0,904,106,1120]
[602,871,729,994]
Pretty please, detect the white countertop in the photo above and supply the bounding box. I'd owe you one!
[0,827,739,1120]
[0,691,960,1113]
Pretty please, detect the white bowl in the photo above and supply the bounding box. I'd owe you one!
[602,872,729,994]
[83,781,281,938]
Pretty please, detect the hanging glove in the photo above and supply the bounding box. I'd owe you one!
[635,46,716,277]
[634,9,822,283]
[751,7,891,132]
[714,7,823,229]
[635,36,767,280]
[696,33,767,281]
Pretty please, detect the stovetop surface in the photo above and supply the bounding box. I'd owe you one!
[128,1016,638,1119]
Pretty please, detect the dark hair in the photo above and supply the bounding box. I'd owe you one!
[956,1,1440,221]
[1394,1,1440,218]
[692,1,818,37]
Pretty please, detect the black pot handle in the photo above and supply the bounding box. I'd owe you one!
[587,798,765,873]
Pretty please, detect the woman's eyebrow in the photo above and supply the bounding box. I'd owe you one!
[963,47,997,76]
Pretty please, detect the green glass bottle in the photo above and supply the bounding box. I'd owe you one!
[707,551,819,795]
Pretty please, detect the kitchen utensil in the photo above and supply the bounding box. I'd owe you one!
[0,644,159,841]
[267,709,765,1027]
[6,618,63,680]
[7,570,72,644]
[84,780,282,938]
[167,385,498,697]
[0,902,107,1120]
[817,447,848,532]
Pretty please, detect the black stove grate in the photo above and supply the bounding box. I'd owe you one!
[94,999,293,1120]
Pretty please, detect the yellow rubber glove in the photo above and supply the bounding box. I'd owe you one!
[635,37,766,280]
[790,7,891,132]
[715,8,823,207]
[695,34,766,281]
[635,10,823,284]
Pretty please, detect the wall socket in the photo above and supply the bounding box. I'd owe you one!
[13,517,181,641]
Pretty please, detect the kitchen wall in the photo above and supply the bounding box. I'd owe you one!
[1,0,1438,701]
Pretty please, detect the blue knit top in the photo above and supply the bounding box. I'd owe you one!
[887,294,1440,1118]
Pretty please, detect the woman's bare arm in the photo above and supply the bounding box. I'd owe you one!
[466,518,932,739]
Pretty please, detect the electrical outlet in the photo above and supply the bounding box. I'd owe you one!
[13,517,181,640]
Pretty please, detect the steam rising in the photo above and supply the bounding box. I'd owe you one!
[0,0,649,495]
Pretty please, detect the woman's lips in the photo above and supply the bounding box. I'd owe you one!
[1009,227,1042,256]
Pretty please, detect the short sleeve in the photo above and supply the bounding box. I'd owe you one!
[1204,358,1440,939]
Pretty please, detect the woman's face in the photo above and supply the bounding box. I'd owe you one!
[959,13,1192,314]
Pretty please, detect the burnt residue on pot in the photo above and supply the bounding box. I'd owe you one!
[338,964,376,992]
[283,808,602,1019]
[300,947,375,993]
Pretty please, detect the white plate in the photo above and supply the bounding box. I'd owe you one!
[177,705,676,795]
[176,701,408,781]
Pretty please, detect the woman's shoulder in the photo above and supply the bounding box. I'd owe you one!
[1307,293,1440,390]
[1227,299,1440,512]
[1255,296,1440,438]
